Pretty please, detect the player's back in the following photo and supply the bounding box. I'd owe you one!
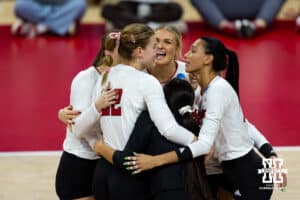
[100,64,162,150]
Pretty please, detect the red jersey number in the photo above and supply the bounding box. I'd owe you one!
[102,88,123,116]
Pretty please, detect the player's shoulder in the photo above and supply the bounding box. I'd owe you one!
[71,66,99,87]
[207,76,233,101]
[136,71,162,92]
[73,66,98,82]
[212,76,231,91]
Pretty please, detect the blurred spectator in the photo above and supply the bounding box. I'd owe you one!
[101,0,187,33]
[11,0,86,38]
[190,0,286,37]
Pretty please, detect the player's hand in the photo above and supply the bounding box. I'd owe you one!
[94,138,105,156]
[123,153,157,175]
[95,83,116,112]
[58,105,80,125]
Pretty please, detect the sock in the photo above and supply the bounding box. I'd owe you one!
[242,19,256,37]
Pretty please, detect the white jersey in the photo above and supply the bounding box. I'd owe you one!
[63,67,101,160]
[170,60,188,83]
[188,76,254,161]
[93,64,194,150]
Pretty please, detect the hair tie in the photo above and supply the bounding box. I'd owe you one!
[109,32,121,40]
[178,105,192,116]
[130,34,136,44]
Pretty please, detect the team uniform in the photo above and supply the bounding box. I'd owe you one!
[91,64,195,200]
[177,76,275,199]
[56,66,101,199]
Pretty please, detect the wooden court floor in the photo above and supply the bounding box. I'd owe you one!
[0,150,298,200]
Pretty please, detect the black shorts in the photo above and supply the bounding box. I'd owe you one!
[207,173,233,198]
[92,158,150,200]
[222,149,273,200]
[55,151,98,199]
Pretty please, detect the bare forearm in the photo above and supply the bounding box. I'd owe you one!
[152,151,179,168]
[94,142,116,164]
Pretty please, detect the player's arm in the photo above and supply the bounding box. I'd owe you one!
[94,111,153,171]
[246,120,277,158]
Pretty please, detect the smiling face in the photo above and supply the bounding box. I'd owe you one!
[184,39,212,74]
[154,28,181,66]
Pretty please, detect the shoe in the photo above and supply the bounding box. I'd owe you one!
[234,19,243,37]
[241,19,256,38]
[68,22,77,36]
[220,21,239,37]
[11,19,25,36]
[26,25,38,38]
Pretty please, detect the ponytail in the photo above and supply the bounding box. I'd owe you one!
[98,32,120,85]
[100,54,113,85]
[225,49,239,98]
[181,112,200,136]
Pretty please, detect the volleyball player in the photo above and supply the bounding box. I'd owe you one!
[55,33,119,200]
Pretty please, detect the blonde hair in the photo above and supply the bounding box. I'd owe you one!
[155,26,182,59]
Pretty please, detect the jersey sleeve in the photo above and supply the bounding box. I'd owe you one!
[141,76,194,146]
[188,86,228,158]
[246,119,277,158]
[246,119,268,148]
[69,70,102,145]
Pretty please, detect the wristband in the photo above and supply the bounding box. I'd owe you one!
[259,143,277,158]
[175,147,193,162]
[113,150,133,169]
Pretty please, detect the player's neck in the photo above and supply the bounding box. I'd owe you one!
[149,61,177,83]
[121,58,144,71]
[198,70,217,94]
